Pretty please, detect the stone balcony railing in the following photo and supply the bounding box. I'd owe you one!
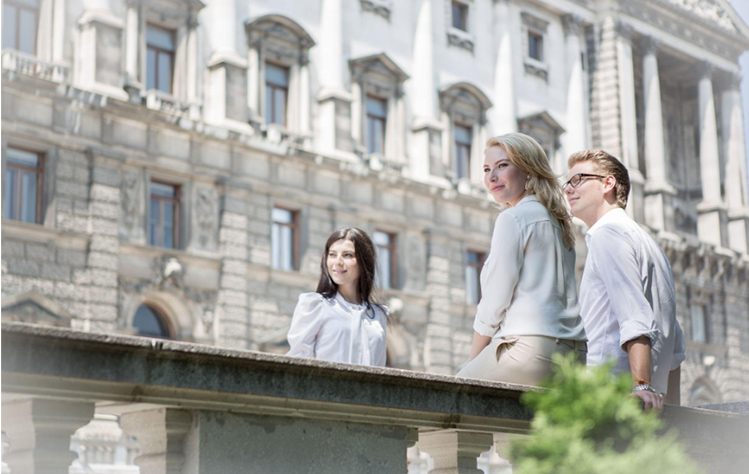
[1,49,70,84]
[1,321,747,474]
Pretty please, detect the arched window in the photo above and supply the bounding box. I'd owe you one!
[133,304,171,339]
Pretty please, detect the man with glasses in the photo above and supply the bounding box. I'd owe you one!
[565,150,685,410]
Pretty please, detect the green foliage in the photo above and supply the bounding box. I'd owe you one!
[508,354,702,474]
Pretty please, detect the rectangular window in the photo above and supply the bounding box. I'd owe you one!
[272,207,298,271]
[146,24,175,94]
[465,251,485,305]
[149,181,180,248]
[3,147,43,223]
[528,32,543,61]
[265,62,290,126]
[2,0,40,55]
[690,304,708,344]
[366,95,387,155]
[374,230,396,290]
[451,1,468,31]
[454,123,472,180]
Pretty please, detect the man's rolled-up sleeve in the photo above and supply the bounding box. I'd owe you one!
[589,228,659,350]
[473,212,524,337]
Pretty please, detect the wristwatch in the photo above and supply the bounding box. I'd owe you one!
[632,383,657,394]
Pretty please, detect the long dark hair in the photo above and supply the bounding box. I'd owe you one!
[316,227,380,309]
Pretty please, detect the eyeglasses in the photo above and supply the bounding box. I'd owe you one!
[564,173,607,189]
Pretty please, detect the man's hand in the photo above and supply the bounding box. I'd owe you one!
[632,389,663,410]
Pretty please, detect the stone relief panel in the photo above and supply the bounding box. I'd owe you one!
[119,169,145,242]
[192,186,219,252]
[95,23,123,87]
[403,232,426,292]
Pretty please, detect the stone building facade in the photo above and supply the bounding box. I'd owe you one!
[2,0,749,413]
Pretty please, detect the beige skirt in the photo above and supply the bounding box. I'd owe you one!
[456,335,587,386]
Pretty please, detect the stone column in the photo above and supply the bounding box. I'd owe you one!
[247,40,262,122]
[124,1,142,90]
[186,14,200,119]
[410,0,441,178]
[298,53,311,141]
[1,398,95,474]
[492,0,516,135]
[641,36,676,232]
[120,408,192,474]
[418,430,494,474]
[316,0,347,154]
[721,74,748,253]
[616,22,644,222]
[562,14,588,163]
[696,62,725,247]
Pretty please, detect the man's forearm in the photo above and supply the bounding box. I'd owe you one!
[624,336,652,384]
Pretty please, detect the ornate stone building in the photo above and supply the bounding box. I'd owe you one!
[2,0,749,421]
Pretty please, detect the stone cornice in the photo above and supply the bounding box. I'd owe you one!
[619,0,749,61]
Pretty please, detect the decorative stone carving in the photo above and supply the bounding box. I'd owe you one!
[663,0,737,33]
[120,170,144,241]
[194,186,219,250]
[447,29,475,54]
[360,0,392,21]
[562,14,585,36]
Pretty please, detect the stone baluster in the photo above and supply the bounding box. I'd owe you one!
[696,61,726,247]
[418,430,494,474]
[120,408,192,474]
[641,36,676,232]
[1,398,95,474]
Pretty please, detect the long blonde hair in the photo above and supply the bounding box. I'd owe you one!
[486,133,575,250]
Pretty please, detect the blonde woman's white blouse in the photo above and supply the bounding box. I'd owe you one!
[473,195,586,341]
[286,292,388,366]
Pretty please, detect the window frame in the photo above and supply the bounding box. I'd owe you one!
[453,122,472,180]
[451,1,468,32]
[374,230,397,290]
[264,61,290,127]
[145,23,176,95]
[2,0,40,55]
[133,303,173,339]
[271,206,299,271]
[465,250,485,305]
[3,146,44,224]
[528,31,544,61]
[148,180,181,249]
[366,94,388,155]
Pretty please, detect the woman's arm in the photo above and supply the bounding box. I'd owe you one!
[468,331,492,361]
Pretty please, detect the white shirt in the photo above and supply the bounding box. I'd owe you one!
[286,292,388,366]
[580,208,686,394]
[473,195,586,341]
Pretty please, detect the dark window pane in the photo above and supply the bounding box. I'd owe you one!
[265,63,289,87]
[452,2,467,31]
[366,96,387,118]
[21,171,37,223]
[157,52,172,93]
[149,199,159,245]
[529,33,543,61]
[274,88,286,125]
[146,48,157,90]
[454,124,472,144]
[18,8,36,54]
[133,305,170,338]
[163,202,174,248]
[265,85,273,124]
[151,181,176,198]
[272,207,293,224]
[4,168,18,219]
[146,25,174,51]
[3,5,17,50]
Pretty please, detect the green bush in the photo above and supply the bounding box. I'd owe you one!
[508,354,702,474]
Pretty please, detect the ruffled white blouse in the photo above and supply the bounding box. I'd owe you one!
[286,292,388,366]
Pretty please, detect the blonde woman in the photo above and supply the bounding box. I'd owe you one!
[457,133,587,385]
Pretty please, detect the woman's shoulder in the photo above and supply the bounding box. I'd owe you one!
[370,303,389,322]
[296,292,331,310]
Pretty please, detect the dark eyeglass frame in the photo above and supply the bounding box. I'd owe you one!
[564,173,607,189]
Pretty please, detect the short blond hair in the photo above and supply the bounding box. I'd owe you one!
[567,150,630,209]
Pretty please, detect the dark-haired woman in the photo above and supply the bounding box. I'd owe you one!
[286,228,388,366]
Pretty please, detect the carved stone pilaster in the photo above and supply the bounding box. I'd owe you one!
[563,14,585,36]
